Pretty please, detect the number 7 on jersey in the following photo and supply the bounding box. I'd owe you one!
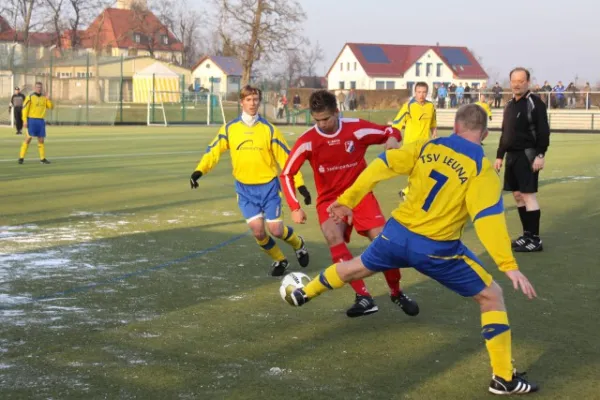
[422,170,449,211]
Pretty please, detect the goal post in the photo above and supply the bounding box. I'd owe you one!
[147,90,226,126]
[0,74,15,129]
[147,90,168,126]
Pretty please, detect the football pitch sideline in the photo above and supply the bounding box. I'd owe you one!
[0,126,599,399]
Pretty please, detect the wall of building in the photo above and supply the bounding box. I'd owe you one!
[327,45,370,90]
[192,59,229,93]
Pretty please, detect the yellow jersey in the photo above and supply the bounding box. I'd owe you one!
[392,99,437,144]
[475,101,492,120]
[22,93,53,120]
[338,134,518,272]
[196,115,305,187]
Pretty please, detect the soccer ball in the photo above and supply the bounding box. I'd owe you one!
[279,272,311,303]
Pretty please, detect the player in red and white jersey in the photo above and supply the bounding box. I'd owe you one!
[281,90,420,318]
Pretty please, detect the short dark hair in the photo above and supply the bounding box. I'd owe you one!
[35,81,43,86]
[509,67,530,81]
[309,90,337,113]
[455,104,487,134]
[415,81,429,91]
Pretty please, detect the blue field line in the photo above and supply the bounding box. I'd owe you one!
[0,231,250,310]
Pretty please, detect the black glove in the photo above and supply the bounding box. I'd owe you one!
[190,171,202,189]
[298,185,312,205]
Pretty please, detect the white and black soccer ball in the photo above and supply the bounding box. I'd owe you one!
[279,272,311,303]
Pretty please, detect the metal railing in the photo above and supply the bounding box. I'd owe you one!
[432,90,599,110]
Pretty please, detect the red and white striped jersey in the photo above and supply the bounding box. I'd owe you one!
[280,118,401,211]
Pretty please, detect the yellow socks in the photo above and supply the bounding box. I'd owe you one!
[304,264,346,298]
[38,143,45,160]
[482,311,514,381]
[281,225,302,250]
[256,236,286,262]
[19,142,29,159]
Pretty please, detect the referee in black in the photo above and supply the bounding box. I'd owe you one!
[10,87,26,135]
[494,67,550,252]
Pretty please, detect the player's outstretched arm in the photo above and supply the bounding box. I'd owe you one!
[466,166,537,299]
[353,120,402,149]
[391,103,408,131]
[190,128,229,189]
[337,144,419,209]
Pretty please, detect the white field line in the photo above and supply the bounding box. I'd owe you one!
[0,150,200,163]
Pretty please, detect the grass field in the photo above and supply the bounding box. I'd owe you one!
[1,126,599,399]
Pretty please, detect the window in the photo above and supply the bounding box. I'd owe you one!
[340,62,343,71]
[206,63,211,69]
[436,63,443,77]
[347,62,350,71]
[56,72,60,78]
[350,81,356,89]
[161,35,168,45]
[386,81,395,90]
[134,33,142,43]
[128,48,138,56]
[375,81,385,90]
[426,63,432,77]
[339,81,345,89]
[415,62,421,77]
[354,62,357,71]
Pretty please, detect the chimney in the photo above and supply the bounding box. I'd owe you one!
[116,0,148,9]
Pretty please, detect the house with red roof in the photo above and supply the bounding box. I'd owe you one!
[327,43,488,92]
[0,15,57,68]
[61,0,183,65]
[191,56,244,95]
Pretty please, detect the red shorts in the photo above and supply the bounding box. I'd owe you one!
[317,192,386,243]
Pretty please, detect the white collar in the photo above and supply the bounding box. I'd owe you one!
[241,112,259,126]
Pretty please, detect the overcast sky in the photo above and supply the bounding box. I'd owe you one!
[200,0,599,85]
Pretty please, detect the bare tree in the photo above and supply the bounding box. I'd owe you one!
[302,40,324,77]
[216,0,306,85]
[171,0,202,67]
[44,0,65,53]
[282,48,302,87]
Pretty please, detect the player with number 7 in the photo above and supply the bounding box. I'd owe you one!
[284,104,539,396]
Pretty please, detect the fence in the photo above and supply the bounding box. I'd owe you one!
[433,90,600,111]
[0,49,231,125]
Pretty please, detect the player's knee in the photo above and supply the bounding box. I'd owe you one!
[248,221,266,240]
[267,223,284,238]
[321,224,344,246]
[512,191,523,203]
[521,192,538,207]
[475,281,505,311]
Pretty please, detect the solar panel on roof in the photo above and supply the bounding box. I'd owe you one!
[440,48,471,66]
[358,45,390,64]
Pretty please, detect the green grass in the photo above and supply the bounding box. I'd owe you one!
[1,126,599,399]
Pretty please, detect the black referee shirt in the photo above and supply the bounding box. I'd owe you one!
[497,91,550,159]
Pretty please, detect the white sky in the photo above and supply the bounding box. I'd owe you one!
[196,0,599,85]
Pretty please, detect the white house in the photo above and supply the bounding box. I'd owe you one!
[191,56,243,95]
[327,43,488,92]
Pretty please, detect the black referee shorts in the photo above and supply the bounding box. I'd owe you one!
[503,150,539,193]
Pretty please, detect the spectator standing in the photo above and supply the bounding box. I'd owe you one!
[492,82,503,108]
